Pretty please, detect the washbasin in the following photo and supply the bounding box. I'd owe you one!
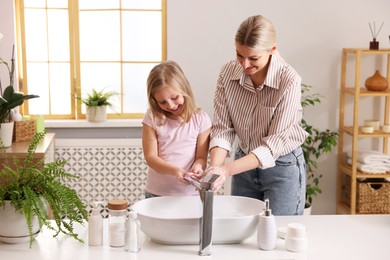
[132,195,264,245]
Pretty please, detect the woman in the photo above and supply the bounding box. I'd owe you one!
[205,15,307,215]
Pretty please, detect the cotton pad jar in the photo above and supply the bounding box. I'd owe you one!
[382,125,390,133]
[361,126,374,134]
[364,120,379,131]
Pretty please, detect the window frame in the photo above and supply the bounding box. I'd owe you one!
[14,0,166,120]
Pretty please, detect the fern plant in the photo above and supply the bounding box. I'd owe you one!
[0,131,88,247]
[81,88,118,107]
[301,84,338,208]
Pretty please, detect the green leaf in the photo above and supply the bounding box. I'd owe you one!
[0,132,88,247]
[301,83,338,206]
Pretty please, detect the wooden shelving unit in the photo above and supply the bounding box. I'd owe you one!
[336,48,390,214]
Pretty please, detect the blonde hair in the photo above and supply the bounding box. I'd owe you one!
[235,15,276,51]
[146,60,199,125]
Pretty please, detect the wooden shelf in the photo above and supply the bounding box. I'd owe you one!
[342,48,390,54]
[2,133,55,158]
[339,163,390,178]
[344,87,390,96]
[343,126,390,137]
[337,48,390,214]
[336,202,352,214]
[0,133,55,166]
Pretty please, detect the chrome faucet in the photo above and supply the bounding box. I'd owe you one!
[184,174,219,256]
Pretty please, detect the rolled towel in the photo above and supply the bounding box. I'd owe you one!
[347,158,389,174]
[346,150,390,164]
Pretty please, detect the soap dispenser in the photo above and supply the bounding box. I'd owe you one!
[257,198,277,250]
[88,201,104,246]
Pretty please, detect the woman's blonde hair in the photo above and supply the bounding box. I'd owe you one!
[235,15,276,51]
[146,60,199,125]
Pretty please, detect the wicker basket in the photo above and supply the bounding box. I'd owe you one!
[344,176,390,214]
[13,120,36,142]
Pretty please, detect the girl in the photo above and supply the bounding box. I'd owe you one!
[142,60,211,198]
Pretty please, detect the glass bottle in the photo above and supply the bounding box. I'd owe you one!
[88,201,103,246]
[125,211,141,253]
[108,199,128,247]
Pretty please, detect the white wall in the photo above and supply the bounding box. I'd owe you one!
[167,0,390,214]
[0,0,15,88]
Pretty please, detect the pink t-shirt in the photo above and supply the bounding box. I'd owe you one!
[142,109,212,196]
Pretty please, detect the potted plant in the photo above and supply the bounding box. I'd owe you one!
[0,85,39,122]
[0,131,88,247]
[81,88,118,122]
[0,45,39,146]
[300,84,338,211]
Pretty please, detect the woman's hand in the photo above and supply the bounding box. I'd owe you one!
[204,166,228,192]
[190,165,204,181]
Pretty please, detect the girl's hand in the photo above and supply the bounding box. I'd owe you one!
[204,166,228,192]
[175,169,191,186]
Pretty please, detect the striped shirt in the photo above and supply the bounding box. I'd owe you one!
[210,54,308,169]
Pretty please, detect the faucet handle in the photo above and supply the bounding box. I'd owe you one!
[184,175,220,191]
[200,174,220,190]
[183,176,202,190]
[202,173,220,184]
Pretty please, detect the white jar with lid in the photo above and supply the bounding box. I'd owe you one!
[108,199,128,247]
[285,222,308,252]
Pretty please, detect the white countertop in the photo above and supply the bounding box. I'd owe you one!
[0,214,389,260]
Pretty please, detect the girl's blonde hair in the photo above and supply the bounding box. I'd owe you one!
[146,60,199,125]
[235,15,276,51]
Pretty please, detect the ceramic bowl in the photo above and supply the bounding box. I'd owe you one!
[132,195,264,245]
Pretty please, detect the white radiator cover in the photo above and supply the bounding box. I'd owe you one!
[55,138,226,215]
[55,138,146,215]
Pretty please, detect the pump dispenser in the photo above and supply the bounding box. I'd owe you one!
[257,198,277,250]
[88,201,104,246]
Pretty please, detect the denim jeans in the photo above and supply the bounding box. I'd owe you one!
[145,191,160,199]
[231,147,306,216]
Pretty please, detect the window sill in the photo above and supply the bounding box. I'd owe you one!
[44,119,143,128]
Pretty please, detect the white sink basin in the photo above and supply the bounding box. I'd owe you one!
[132,195,264,245]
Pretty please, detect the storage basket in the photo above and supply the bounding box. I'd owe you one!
[13,120,36,142]
[344,176,390,214]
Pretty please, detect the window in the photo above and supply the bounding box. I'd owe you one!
[16,0,166,119]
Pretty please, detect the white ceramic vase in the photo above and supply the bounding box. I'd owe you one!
[303,205,312,215]
[86,106,107,122]
[0,121,14,147]
[0,200,40,244]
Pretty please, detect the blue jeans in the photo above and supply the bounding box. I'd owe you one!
[145,191,159,199]
[231,147,306,216]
